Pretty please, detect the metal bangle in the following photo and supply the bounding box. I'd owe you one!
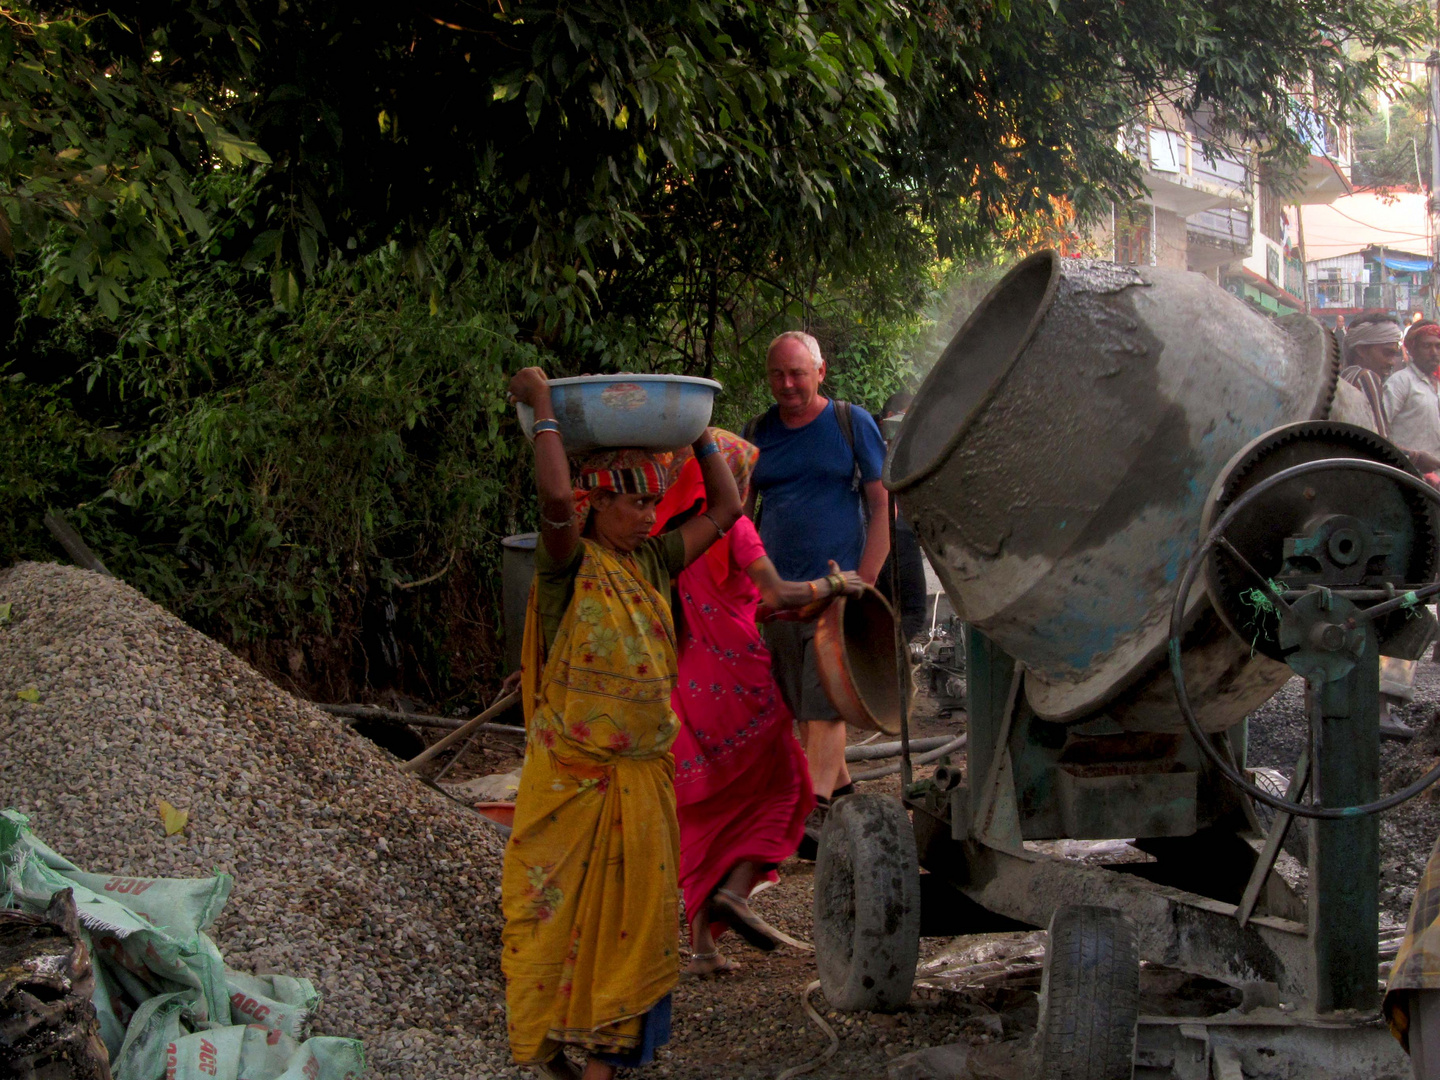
[695,440,721,460]
[701,510,727,538]
[540,511,575,530]
[531,418,562,438]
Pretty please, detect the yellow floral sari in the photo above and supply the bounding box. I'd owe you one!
[501,539,682,1065]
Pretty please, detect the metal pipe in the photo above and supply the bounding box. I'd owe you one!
[889,488,914,789]
[401,690,523,773]
[43,512,113,578]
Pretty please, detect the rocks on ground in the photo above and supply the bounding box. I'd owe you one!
[0,562,520,1080]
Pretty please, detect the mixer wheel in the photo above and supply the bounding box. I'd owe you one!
[1250,767,1310,865]
[1036,905,1139,1080]
[813,794,920,1012]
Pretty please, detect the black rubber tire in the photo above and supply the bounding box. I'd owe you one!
[1251,767,1310,865]
[813,793,921,1012]
[1035,905,1139,1080]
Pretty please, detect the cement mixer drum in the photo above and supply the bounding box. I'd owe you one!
[886,252,1338,726]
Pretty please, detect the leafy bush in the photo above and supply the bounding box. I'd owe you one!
[6,230,542,699]
[3,203,939,704]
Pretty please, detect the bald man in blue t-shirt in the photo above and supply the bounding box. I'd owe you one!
[747,331,890,858]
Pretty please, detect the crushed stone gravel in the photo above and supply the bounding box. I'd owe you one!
[0,562,523,1079]
[1247,663,1440,929]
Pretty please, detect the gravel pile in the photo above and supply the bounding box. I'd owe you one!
[1248,666,1440,928]
[0,562,522,1080]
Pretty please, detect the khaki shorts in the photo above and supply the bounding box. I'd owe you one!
[763,619,839,723]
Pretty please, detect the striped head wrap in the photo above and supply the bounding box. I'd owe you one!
[575,448,668,496]
[573,448,670,529]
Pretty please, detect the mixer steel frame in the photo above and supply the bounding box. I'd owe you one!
[903,622,1409,1078]
[895,454,1440,1080]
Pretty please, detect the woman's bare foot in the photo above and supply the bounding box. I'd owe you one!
[684,949,738,977]
[581,1059,617,1080]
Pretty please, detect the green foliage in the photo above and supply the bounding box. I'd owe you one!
[1352,81,1430,191]
[6,229,539,697]
[5,0,1437,701]
[0,5,266,316]
[10,0,1431,328]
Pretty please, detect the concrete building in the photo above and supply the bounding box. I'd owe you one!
[1301,192,1434,323]
[1099,108,1356,318]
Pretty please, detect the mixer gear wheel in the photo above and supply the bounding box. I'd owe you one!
[1172,447,1440,819]
[1200,420,1439,664]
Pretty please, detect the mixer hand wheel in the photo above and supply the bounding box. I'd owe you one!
[1171,453,1440,820]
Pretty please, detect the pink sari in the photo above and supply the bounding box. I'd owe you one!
[669,514,814,922]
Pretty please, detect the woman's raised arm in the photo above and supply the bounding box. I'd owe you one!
[676,429,745,567]
[509,367,580,563]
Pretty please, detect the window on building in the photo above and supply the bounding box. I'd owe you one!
[1258,172,1283,245]
[1115,205,1151,265]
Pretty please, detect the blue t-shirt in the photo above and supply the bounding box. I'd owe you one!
[751,400,887,581]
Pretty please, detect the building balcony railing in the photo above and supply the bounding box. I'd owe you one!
[1124,124,1251,215]
[1310,281,1428,314]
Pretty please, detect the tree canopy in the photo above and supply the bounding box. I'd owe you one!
[5,0,1432,334]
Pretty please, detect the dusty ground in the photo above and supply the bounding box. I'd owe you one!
[652,698,996,1080]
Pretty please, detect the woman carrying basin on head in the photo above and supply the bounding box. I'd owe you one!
[650,431,862,975]
[502,367,743,1080]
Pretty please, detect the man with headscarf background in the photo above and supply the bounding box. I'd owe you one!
[1361,319,1440,741]
[1340,313,1406,437]
[1384,321,1440,469]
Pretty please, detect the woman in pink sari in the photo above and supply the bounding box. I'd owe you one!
[653,432,860,975]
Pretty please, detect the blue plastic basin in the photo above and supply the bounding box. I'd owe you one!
[516,374,722,452]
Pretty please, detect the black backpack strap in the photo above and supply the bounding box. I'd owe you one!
[832,400,861,492]
[742,411,765,525]
[833,399,855,453]
[743,413,762,444]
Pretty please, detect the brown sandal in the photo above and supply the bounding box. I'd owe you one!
[710,888,785,952]
[533,1052,582,1079]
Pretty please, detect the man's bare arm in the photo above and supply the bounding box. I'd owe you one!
[857,479,891,585]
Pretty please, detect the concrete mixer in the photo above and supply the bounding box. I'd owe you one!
[810,252,1440,1079]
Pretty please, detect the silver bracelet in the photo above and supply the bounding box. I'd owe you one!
[701,510,726,538]
[540,511,575,530]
